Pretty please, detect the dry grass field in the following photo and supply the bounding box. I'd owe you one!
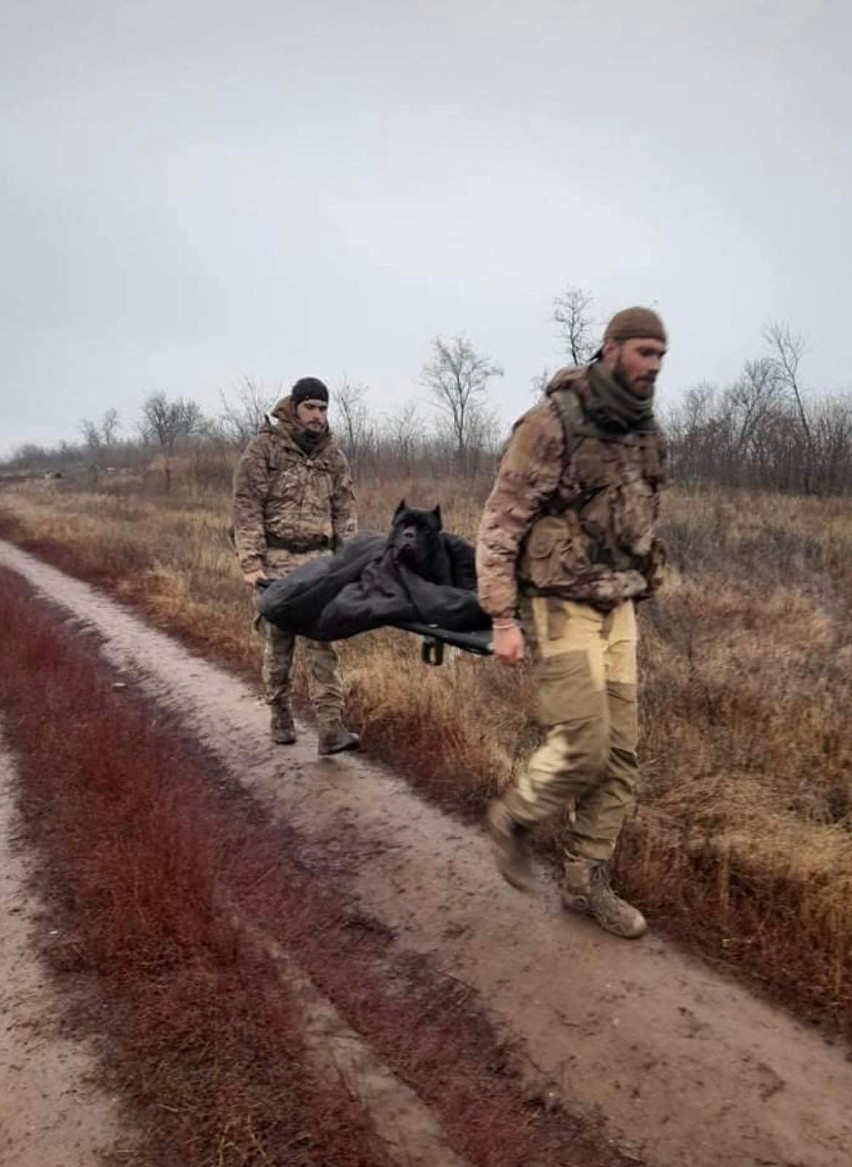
[2,462,851,1038]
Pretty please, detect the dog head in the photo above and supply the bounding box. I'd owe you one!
[389,500,445,579]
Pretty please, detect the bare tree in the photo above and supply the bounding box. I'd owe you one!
[332,376,373,464]
[79,418,102,452]
[139,391,204,491]
[216,378,278,448]
[385,402,423,472]
[419,336,503,474]
[726,359,785,459]
[460,404,501,476]
[101,408,120,446]
[764,320,813,487]
[813,397,852,494]
[553,286,596,366]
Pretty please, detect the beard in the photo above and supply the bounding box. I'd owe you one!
[295,422,325,453]
[615,357,656,399]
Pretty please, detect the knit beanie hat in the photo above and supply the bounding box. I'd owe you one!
[290,377,329,407]
[603,307,667,345]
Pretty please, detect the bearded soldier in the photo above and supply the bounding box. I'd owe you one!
[232,377,360,756]
[476,308,667,939]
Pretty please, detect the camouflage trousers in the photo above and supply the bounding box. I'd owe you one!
[255,548,344,724]
[259,618,344,724]
[504,596,639,861]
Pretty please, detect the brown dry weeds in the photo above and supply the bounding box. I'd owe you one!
[1,469,851,1039]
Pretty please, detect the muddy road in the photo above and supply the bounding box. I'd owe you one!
[0,740,122,1166]
[2,538,851,1167]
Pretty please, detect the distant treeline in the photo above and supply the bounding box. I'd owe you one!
[4,298,850,495]
[665,371,852,495]
[8,376,852,497]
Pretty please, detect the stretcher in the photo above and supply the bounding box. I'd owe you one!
[256,580,493,665]
[397,622,493,666]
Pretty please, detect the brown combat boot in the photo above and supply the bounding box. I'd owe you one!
[561,852,646,939]
[486,799,536,893]
[317,721,361,756]
[270,705,297,745]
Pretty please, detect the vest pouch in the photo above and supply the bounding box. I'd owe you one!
[520,517,561,589]
[520,514,590,590]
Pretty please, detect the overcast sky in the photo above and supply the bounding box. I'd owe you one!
[2,0,850,457]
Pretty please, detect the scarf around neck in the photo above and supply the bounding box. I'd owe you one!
[584,362,656,434]
[295,425,326,455]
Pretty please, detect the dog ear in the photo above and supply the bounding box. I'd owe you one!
[432,504,442,530]
[393,499,406,523]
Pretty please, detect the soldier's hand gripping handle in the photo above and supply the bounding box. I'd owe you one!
[493,623,525,667]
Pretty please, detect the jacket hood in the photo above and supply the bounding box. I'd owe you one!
[545,366,586,396]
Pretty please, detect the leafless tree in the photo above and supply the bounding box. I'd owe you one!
[726,359,786,459]
[812,397,852,494]
[419,336,502,474]
[79,418,102,451]
[384,403,423,472]
[101,408,120,446]
[764,320,813,487]
[332,376,374,464]
[459,404,501,476]
[216,378,278,448]
[139,391,204,491]
[553,286,596,367]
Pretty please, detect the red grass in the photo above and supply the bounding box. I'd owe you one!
[0,567,391,1167]
[0,565,630,1167]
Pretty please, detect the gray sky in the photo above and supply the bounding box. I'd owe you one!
[2,0,850,458]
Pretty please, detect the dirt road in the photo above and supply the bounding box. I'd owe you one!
[0,738,122,1166]
[2,538,851,1167]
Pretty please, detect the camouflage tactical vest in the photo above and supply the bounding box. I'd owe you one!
[518,387,664,608]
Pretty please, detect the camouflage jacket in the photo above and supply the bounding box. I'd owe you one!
[232,399,357,576]
[476,367,666,619]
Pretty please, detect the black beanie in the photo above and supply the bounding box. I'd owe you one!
[291,377,329,407]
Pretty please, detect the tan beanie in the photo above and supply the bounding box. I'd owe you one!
[603,307,667,345]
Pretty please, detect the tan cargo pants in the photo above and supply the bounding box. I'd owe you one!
[505,596,639,861]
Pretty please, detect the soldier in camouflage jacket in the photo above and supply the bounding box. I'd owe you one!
[477,308,668,939]
[232,377,360,756]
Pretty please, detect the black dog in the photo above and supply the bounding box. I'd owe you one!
[388,500,478,591]
[388,500,453,585]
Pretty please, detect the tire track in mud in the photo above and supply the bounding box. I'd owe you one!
[3,539,852,1167]
[232,910,471,1167]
